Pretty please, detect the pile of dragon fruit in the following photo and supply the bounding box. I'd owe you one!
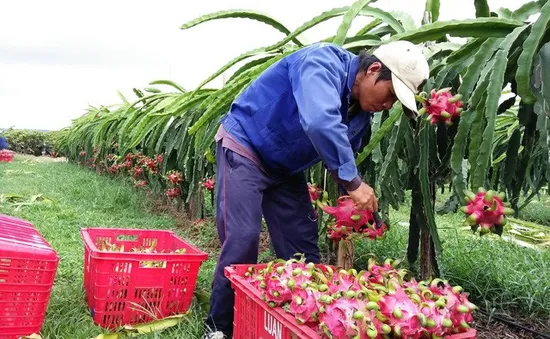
[308,184,387,242]
[244,256,476,339]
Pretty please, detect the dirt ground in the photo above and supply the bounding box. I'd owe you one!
[474,311,550,338]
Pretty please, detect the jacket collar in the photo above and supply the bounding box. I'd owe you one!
[346,54,360,93]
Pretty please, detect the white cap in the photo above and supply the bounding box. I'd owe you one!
[373,41,430,118]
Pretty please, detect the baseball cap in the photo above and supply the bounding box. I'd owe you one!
[373,41,430,119]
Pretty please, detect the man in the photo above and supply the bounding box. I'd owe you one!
[204,40,429,339]
[0,135,8,151]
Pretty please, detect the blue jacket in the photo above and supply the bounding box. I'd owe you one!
[0,136,8,150]
[221,42,373,182]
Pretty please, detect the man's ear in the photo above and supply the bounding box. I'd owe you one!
[367,62,382,75]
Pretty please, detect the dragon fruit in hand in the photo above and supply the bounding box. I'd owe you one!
[317,196,387,241]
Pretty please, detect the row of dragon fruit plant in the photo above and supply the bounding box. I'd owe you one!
[57,0,550,279]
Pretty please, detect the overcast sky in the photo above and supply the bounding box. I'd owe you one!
[0,0,530,131]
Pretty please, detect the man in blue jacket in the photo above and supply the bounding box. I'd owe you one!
[204,40,430,339]
[0,136,8,150]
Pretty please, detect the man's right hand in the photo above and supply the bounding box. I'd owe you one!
[348,182,378,212]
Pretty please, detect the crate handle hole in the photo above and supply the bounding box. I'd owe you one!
[117,234,138,242]
[139,261,166,268]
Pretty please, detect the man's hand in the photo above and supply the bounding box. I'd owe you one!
[348,182,378,211]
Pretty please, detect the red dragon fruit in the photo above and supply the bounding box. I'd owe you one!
[318,297,367,338]
[308,183,321,203]
[155,154,164,164]
[461,187,514,236]
[165,187,181,199]
[378,288,426,339]
[132,167,143,179]
[135,180,148,188]
[418,88,463,126]
[288,287,321,324]
[108,164,118,174]
[166,170,184,185]
[202,178,215,191]
[317,196,386,241]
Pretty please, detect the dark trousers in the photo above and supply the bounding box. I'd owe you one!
[205,142,320,337]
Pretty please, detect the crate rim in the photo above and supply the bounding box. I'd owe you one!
[80,227,208,261]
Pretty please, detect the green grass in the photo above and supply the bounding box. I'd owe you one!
[1,155,549,338]
[0,155,218,338]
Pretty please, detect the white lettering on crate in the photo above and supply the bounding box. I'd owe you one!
[263,310,283,339]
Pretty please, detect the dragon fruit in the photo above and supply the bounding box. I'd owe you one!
[461,187,514,236]
[418,88,463,126]
[202,177,215,191]
[317,196,387,241]
[378,288,426,339]
[165,187,181,199]
[289,287,321,324]
[165,170,184,185]
[135,180,148,188]
[308,183,322,203]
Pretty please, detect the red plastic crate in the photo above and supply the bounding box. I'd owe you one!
[80,227,208,329]
[0,214,60,339]
[225,264,477,339]
[0,150,14,162]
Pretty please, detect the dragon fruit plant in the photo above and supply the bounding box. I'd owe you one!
[417,88,464,126]
[461,187,514,236]
[317,196,387,241]
[244,256,476,339]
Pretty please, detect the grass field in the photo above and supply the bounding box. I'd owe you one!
[1,155,549,338]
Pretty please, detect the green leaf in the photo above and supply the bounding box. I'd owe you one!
[503,129,522,185]
[355,106,403,165]
[378,112,407,196]
[149,80,186,93]
[180,9,302,46]
[446,38,487,64]
[471,27,527,189]
[515,0,550,104]
[511,1,543,21]
[192,7,349,90]
[474,0,490,17]
[333,0,374,45]
[493,8,513,19]
[342,35,383,49]
[117,90,130,105]
[419,122,442,253]
[450,109,474,202]
[355,19,383,36]
[424,0,440,22]
[359,7,405,33]
[458,38,502,100]
[226,55,277,83]
[391,18,523,43]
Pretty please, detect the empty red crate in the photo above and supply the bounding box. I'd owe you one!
[80,227,208,329]
[0,214,60,339]
[0,150,14,162]
[225,264,477,339]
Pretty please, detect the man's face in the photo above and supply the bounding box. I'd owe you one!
[352,62,398,112]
